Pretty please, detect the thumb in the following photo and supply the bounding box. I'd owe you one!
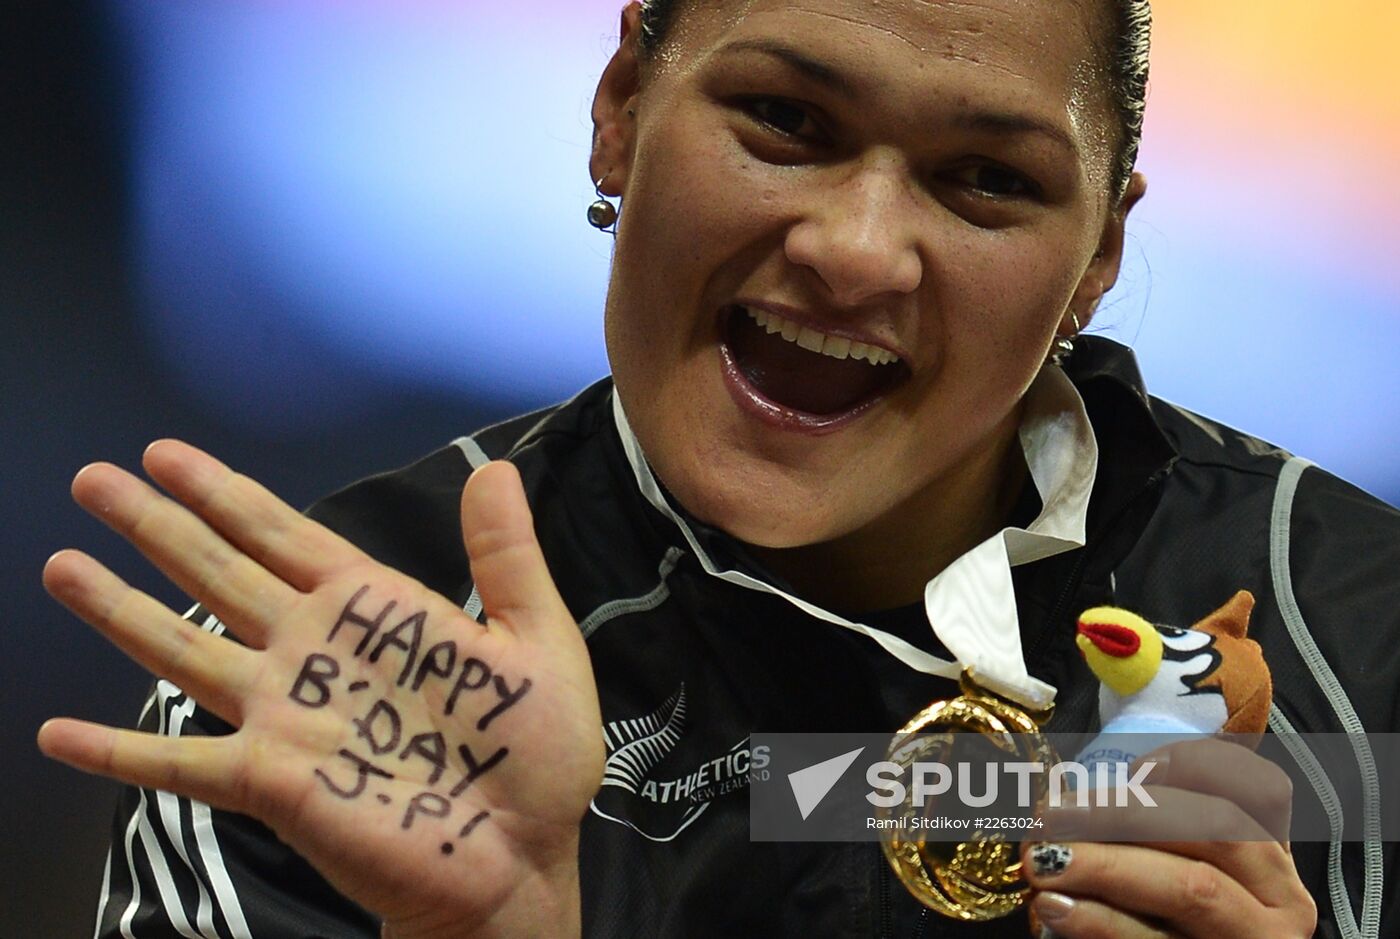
[460,461,571,634]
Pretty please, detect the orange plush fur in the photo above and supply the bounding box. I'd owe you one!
[1187,591,1272,735]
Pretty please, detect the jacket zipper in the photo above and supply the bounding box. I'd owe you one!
[878,855,894,939]
[877,856,933,938]
[1026,466,1172,667]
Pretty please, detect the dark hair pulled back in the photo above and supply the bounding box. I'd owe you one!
[637,0,1152,201]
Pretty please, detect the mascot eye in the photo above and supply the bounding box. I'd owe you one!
[1157,625,1187,638]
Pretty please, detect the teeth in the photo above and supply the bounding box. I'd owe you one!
[822,336,851,360]
[796,327,825,353]
[739,306,899,366]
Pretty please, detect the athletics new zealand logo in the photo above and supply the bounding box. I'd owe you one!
[589,685,769,841]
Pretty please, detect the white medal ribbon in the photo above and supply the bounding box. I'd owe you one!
[611,365,1096,711]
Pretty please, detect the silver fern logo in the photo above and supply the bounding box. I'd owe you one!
[590,685,769,841]
[600,685,689,796]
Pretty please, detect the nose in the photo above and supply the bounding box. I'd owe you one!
[784,159,924,307]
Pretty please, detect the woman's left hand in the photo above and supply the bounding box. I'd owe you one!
[1021,738,1318,938]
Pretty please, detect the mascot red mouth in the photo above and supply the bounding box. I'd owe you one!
[1077,620,1142,658]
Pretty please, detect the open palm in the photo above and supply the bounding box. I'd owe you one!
[39,441,604,939]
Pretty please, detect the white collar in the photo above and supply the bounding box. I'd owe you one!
[611,365,1097,711]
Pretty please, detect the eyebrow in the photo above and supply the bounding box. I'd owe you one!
[951,112,1080,158]
[717,39,856,97]
[715,39,1080,158]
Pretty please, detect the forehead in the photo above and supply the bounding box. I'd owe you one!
[661,0,1113,149]
[674,0,1106,64]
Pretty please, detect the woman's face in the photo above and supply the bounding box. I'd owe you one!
[594,0,1139,552]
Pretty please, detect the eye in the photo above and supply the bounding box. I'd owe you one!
[951,163,1040,199]
[743,97,820,139]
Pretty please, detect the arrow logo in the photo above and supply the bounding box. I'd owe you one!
[787,747,865,821]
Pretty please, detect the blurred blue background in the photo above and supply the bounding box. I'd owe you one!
[4,2,1396,934]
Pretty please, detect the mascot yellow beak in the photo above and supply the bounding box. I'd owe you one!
[1076,608,1163,697]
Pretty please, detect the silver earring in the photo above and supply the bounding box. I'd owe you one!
[1049,313,1081,368]
[587,176,618,232]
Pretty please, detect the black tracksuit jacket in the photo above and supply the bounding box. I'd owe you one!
[96,338,1399,938]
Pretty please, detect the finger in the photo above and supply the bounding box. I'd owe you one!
[1032,890,1173,939]
[44,549,256,726]
[1044,784,1274,843]
[1040,789,1301,909]
[38,718,249,813]
[71,460,298,647]
[142,439,367,591]
[1133,739,1292,843]
[1138,839,1301,911]
[460,461,572,636]
[1025,842,1262,938]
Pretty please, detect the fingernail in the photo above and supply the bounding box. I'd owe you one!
[1029,843,1073,877]
[1035,891,1076,923]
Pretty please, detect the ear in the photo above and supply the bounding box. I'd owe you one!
[589,3,645,198]
[1193,590,1256,640]
[1064,171,1147,332]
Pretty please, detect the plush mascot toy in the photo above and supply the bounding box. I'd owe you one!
[1070,591,1272,788]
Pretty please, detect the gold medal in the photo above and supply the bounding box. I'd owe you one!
[877,670,1057,921]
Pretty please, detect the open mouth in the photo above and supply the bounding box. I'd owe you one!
[718,303,909,430]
